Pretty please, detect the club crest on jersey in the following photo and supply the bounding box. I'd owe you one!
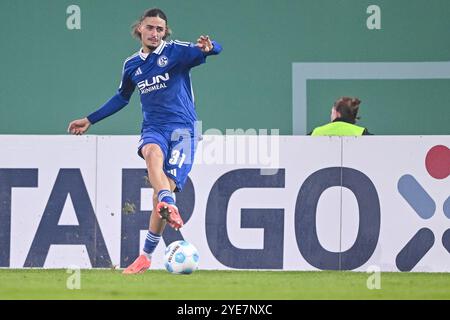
[157,55,169,67]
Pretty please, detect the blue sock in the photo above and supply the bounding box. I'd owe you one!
[143,231,161,258]
[157,189,175,205]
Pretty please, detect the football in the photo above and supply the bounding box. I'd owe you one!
[164,240,199,274]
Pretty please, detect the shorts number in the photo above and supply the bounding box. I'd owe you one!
[168,150,186,168]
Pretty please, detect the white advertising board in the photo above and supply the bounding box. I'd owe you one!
[0,135,449,272]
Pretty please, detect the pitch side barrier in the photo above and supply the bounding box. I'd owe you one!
[0,135,449,272]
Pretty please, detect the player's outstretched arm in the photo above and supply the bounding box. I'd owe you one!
[67,117,91,135]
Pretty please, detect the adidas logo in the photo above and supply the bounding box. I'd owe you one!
[135,67,143,76]
[168,169,177,177]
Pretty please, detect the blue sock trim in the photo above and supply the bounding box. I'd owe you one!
[143,231,161,254]
[157,189,175,205]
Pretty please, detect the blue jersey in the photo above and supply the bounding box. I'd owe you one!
[87,39,222,129]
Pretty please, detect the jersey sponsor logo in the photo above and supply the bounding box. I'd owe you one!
[157,55,169,67]
[137,72,170,94]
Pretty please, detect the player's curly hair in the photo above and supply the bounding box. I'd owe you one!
[333,97,362,124]
[132,8,172,40]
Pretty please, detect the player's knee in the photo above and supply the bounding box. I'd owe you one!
[142,144,163,161]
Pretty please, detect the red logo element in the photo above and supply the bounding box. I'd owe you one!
[425,145,450,179]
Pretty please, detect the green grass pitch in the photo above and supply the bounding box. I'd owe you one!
[0,269,449,300]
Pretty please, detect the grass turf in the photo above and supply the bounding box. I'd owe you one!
[0,269,449,300]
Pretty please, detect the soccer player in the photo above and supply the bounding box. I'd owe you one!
[67,8,222,274]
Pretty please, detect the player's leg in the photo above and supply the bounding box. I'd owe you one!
[149,178,180,231]
[142,143,183,230]
[123,128,194,274]
[123,143,180,274]
[143,126,197,232]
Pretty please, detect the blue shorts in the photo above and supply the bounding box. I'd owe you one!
[138,126,198,192]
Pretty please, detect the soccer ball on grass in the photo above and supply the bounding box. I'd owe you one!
[164,240,199,274]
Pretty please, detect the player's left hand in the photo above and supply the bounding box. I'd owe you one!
[196,35,213,53]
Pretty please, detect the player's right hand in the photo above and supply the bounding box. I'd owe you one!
[67,117,91,135]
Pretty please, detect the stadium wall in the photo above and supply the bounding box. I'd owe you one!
[0,135,449,272]
[1,0,450,135]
